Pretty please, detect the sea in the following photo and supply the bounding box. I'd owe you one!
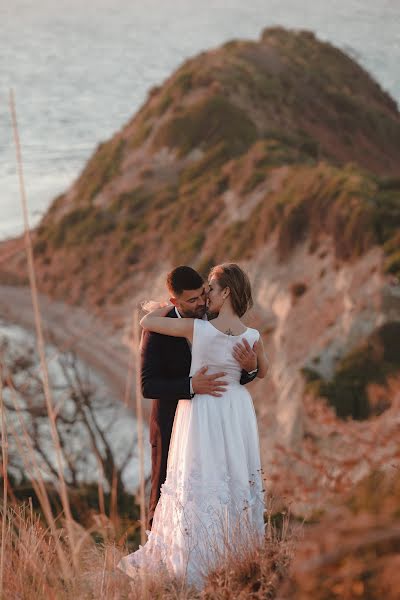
[0,0,399,242]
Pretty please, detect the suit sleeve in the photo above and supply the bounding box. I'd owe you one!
[141,330,192,400]
[240,369,258,385]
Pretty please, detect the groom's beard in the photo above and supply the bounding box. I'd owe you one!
[180,305,207,319]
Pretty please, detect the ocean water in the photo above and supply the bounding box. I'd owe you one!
[1,0,399,241]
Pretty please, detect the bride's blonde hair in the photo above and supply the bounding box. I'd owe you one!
[208,263,253,317]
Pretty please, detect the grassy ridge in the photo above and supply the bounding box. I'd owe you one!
[201,163,400,277]
[34,156,400,300]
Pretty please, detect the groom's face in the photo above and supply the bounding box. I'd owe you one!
[171,286,207,318]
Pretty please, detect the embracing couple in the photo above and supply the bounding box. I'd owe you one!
[118,263,269,587]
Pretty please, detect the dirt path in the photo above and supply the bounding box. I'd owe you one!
[0,284,151,420]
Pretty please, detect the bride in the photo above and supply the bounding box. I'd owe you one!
[118,263,269,587]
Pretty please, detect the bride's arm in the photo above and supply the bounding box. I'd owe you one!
[255,336,269,378]
[140,305,194,341]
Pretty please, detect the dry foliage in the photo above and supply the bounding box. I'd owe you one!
[269,376,400,512]
[0,497,296,599]
[281,468,400,600]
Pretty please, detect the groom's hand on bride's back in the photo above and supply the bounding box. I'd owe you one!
[191,366,227,397]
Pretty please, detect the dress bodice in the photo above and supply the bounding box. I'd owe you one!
[189,319,260,386]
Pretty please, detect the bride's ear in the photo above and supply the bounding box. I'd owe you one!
[222,287,230,299]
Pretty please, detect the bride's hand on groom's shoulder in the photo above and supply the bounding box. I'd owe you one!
[233,339,258,372]
[139,302,175,331]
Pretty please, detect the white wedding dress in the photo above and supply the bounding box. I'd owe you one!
[118,319,265,588]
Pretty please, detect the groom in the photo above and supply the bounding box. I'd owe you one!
[141,266,259,529]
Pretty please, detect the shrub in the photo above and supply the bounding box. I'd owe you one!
[196,255,217,279]
[291,282,307,298]
[175,70,193,94]
[157,93,173,115]
[384,251,400,276]
[171,232,205,263]
[302,322,400,420]
[33,238,48,255]
[152,94,258,158]
[75,137,126,204]
[48,206,92,247]
[129,120,153,149]
[242,169,266,194]
[180,142,233,184]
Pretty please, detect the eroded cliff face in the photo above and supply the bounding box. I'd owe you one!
[247,238,398,446]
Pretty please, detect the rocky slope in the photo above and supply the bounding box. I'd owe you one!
[1,27,399,507]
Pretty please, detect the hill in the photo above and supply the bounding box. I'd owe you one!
[2,27,399,307]
[1,26,399,506]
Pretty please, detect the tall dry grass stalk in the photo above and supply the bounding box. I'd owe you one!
[5,374,71,577]
[0,502,135,599]
[0,356,8,598]
[96,454,106,519]
[122,306,146,544]
[9,89,77,569]
[124,309,137,409]
[0,491,298,599]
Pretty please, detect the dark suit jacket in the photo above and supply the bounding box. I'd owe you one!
[141,308,257,528]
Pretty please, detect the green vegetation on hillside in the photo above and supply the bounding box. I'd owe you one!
[74,137,126,205]
[302,321,400,419]
[34,155,400,288]
[204,163,400,275]
[152,94,258,158]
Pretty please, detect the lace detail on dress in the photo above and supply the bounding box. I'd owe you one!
[118,461,265,587]
[162,459,264,510]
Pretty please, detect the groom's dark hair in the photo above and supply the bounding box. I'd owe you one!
[167,266,204,296]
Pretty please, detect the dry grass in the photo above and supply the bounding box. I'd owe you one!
[282,467,400,600]
[0,496,296,599]
[0,503,130,599]
[2,393,399,600]
[269,376,400,512]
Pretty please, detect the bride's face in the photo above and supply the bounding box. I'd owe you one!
[206,276,227,316]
